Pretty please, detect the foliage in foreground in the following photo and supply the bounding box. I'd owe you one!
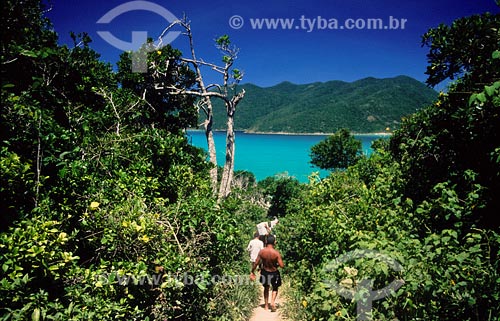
[0,1,260,320]
[279,157,499,320]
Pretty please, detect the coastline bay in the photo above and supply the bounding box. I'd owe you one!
[187,130,388,182]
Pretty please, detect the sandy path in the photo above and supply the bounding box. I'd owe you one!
[249,287,286,321]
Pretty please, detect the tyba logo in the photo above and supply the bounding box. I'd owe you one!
[322,249,405,321]
[96,0,180,72]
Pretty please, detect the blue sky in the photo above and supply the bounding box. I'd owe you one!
[46,0,498,88]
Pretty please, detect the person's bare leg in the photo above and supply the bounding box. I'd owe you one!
[263,286,270,310]
[271,289,278,311]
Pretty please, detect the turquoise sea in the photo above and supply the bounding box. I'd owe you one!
[187,130,388,182]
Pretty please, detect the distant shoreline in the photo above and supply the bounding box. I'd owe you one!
[187,129,392,137]
[242,130,392,136]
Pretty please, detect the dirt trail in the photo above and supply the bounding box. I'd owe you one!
[249,288,287,321]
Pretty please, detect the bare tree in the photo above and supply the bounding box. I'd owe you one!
[160,20,218,194]
[155,18,245,200]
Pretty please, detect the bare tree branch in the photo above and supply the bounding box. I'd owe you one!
[151,15,245,198]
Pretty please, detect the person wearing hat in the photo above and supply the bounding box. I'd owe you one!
[256,217,279,244]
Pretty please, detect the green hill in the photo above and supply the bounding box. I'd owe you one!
[205,75,437,133]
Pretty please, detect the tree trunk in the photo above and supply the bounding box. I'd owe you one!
[218,105,235,200]
[217,89,245,201]
[158,20,244,198]
[203,99,218,194]
[179,21,219,195]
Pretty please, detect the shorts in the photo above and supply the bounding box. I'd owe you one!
[259,270,282,291]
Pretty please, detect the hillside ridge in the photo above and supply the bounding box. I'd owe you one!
[205,75,437,133]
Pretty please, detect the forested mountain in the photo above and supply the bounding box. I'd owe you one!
[207,76,437,133]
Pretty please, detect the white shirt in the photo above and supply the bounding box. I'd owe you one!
[256,222,269,236]
[247,238,264,262]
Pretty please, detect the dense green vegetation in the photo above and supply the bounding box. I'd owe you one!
[1,1,499,321]
[0,1,263,320]
[310,128,363,170]
[275,11,500,321]
[208,76,437,133]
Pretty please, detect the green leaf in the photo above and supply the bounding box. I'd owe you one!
[21,49,37,58]
[492,50,500,59]
[380,263,389,276]
[48,264,59,271]
[67,301,74,315]
[195,280,207,290]
[468,93,477,105]
[31,308,40,321]
[476,92,486,103]
[484,85,496,97]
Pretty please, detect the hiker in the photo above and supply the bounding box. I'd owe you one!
[256,217,279,244]
[247,232,264,267]
[256,221,270,239]
[250,234,284,312]
[270,217,279,232]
